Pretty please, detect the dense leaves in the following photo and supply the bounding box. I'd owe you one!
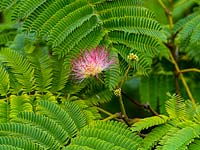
[0,0,200,149]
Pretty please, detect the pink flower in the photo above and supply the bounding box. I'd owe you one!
[72,47,114,81]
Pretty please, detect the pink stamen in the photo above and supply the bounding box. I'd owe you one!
[72,46,114,81]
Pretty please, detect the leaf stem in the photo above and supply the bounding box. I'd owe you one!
[120,65,131,87]
[128,118,141,125]
[118,94,129,122]
[117,65,132,123]
[96,107,123,122]
[96,76,105,84]
[103,113,120,121]
[96,107,113,116]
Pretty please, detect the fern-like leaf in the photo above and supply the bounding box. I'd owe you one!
[161,125,200,150]
[9,94,33,120]
[63,101,87,131]
[68,96,102,123]
[139,74,175,113]
[0,136,46,150]
[0,30,16,45]
[109,31,160,56]
[27,48,53,92]
[174,9,200,33]
[36,100,86,138]
[0,123,61,149]
[50,57,69,93]
[175,6,200,63]
[165,93,186,120]
[131,115,169,132]
[142,124,172,150]
[0,0,16,11]
[17,111,69,145]
[0,100,9,123]
[0,145,23,150]
[0,48,35,93]
[68,121,142,150]
[105,51,120,91]
[0,65,9,96]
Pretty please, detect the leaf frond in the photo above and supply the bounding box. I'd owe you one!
[165,93,186,120]
[68,121,142,149]
[131,115,169,132]
[0,48,35,93]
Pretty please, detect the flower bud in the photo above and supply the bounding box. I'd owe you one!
[127,53,139,62]
[114,88,121,97]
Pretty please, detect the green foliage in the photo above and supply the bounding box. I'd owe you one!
[9,94,33,120]
[105,50,120,90]
[139,74,175,113]
[165,93,186,120]
[142,124,172,149]
[27,48,53,92]
[0,0,15,11]
[131,115,169,132]
[0,0,166,89]
[0,48,35,93]
[0,136,45,150]
[0,100,87,149]
[50,57,70,93]
[0,100,9,123]
[0,29,16,46]
[67,121,143,150]
[132,94,200,150]
[0,47,113,107]
[0,65,9,96]
[0,0,200,149]
[174,2,200,63]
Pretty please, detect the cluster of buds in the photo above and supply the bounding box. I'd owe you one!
[127,53,139,62]
[114,88,121,97]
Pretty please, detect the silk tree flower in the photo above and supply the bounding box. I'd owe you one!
[72,47,114,81]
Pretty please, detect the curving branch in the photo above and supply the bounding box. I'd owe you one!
[122,92,159,116]
[180,68,200,73]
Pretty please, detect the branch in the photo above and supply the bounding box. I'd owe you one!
[169,52,196,107]
[157,0,173,28]
[158,0,196,107]
[122,92,159,116]
[180,68,200,73]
